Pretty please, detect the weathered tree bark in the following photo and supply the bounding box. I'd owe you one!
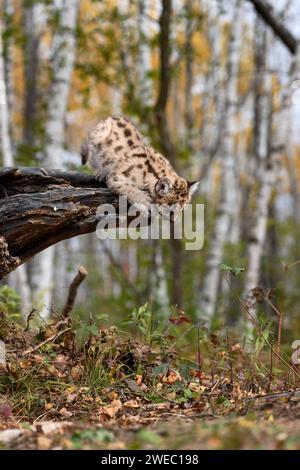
[0,167,120,280]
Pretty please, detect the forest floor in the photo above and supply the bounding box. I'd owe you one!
[0,312,300,450]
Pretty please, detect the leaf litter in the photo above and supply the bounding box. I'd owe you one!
[0,312,300,449]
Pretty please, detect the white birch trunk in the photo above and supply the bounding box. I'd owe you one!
[3,0,14,130]
[1,17,32,317]
[149,241,169,313]
[32,0,80,319]
[199,0,242,323]
[244,40,300,297]
[0,19,13,166]
[22,1,47,148]
[137,0,153,107]
[44,0,80,167]
[243,24,273,297]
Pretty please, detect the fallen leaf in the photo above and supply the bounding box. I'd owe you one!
[136,374,143,385]
[123,400,140,408]
[102,399,122,418]
[59,408,73,418]
[44,403,54,411]
[107,391,118,401]
[70,366,83,381]
[162,369,181,384]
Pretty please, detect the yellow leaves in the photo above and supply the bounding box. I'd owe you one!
[238,54,254,97]
[192,32,211,63]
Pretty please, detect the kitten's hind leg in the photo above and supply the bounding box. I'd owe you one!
[91,117,113,144]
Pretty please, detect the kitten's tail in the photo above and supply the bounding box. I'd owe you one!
[81,140,89,165]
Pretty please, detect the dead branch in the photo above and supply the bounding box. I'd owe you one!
[0,167,122,280]
[22,327,72,357]
[247,0,298,54]
[62,266,88,318]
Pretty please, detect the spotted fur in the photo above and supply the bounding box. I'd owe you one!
[81,116,199,210]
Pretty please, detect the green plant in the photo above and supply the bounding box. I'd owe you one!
[0,285,21,320]
[124,302,153,342]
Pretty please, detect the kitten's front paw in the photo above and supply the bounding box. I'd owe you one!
[130,202,150,218]
[95,171,106,182]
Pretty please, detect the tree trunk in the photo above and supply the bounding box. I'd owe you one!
[137,0,153,107]
[22,2,46,151]
[243,24,274,299]
[44,0,80,167]
[32,0,80,318]
[155,0,183,308]
[0,12,33,317]
[0,19,13,166]
[199,0,242,323]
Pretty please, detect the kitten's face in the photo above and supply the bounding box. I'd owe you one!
[154,177,199,215]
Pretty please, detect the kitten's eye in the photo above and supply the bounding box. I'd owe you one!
[155,178,172,196]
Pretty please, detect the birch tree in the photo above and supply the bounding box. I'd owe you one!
[32,0,80,318]
[44,0,80,167]
[22,1,47,150]
[0,19,13,166]
[243,24,274,298]
[243,32,300,300]
[137,0,153,107]
[1,17,31,316]
[199,0,242,323]
[3,0,14,131]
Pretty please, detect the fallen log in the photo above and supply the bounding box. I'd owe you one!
[0,167,120,280]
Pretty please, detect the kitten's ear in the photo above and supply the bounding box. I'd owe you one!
[155,178,172,196]
[187,180,199,197]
